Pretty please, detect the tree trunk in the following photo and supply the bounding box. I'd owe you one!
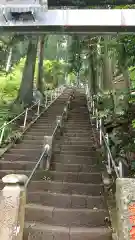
[117,43,130,111]
[102,36,113,91]
[37,35,45,94]
[76,72,80,86]
[17,38,38,105]
[6,47,12,73]
[91,54,97,95]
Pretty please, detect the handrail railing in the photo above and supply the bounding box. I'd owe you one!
[101,130,120,177]
[25,92,73,188]
[0,85,65,146]
[85,85,122,178]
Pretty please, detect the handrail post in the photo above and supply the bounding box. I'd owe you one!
[99,118,102,145]
[46,93,48,106]
[56,115,63,135]
[23,108,28,129]
[51,91,53,102]
[56,116,62,128]
[0,174,28,240]
[36,100,40,116]
[67,99,71,110]
[90,96,93,109]
[96,108,98,129]
[64,106,68,120]
[106,133,112,174]
[116,178,135,240]
[118,160,123,178]
[92,100,95,115]
[54,89,57,98]
[0,122,6,145]
[43,136,53,170]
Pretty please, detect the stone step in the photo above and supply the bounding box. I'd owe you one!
[52,154,99,165]
[54,150,97,157]
[66,120,90,123]
[21,139,43,145]
[63,130,92,134]
[27,181,104,196]
[25,204,109,227]
[14,143,43,149]
[23,135,46,140]
[7,149,42,157]
[29,124,56,129]
[27,192,107,209]
[50,163,103,173]
[56,141,95,146]
[27,127,54,132]
[58,136,93,142]
[49,171,102,184]
[24,131,53,136]
[64,130,90,138]
[0,170,47,180]
[0,170,102,184]
[0,161,36,170]
[54,145,96,152]
[0,153,38,162]
[64,127,91,131]
[24,222,112,240]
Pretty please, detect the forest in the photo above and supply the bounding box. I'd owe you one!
[1,4,135,173]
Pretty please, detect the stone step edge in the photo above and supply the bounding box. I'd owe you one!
[25,221,112,234]
[26,203,108,213]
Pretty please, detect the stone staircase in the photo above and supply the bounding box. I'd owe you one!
[0,88,112,240]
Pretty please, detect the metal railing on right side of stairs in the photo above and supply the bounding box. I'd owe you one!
[85,87,123,178]
[0,85,66,147]
[85,84,135,240]
[0,89,74,240]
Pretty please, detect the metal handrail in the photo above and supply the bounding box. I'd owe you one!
[25,148,47,187]
[101,131,119,178]
[25,120,60,188]
[25,93,72,188]
[94,107,121,178]
[0,85,65,146]
[0,109,25,131]
[85,84,122,178]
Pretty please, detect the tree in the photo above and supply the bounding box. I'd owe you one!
[36,35,46,95]
[68,35,83,86]
[16,37,38,105]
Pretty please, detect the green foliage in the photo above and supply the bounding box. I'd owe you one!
[0,58,25,102]
[68,35,83,75]
[35,58,66,89]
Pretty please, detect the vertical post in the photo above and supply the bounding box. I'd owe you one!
[0,174,28,240]
[44,94,47,107]
[118,160,123,178]
[55,90,57,99]
[99,118,102,145]
[56,116,62,128]
[116,178,135,240]
[23,108,28,129]
[90,97,93,109]
[96,108,98,129]
[37,100,40,116]
[43,136,53,170]
[51,91,53,102]
[56,115,63,135]
[0,122,6,145]
[106,133,112,174]
[64,106,68,120]
[92,100,95,115]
